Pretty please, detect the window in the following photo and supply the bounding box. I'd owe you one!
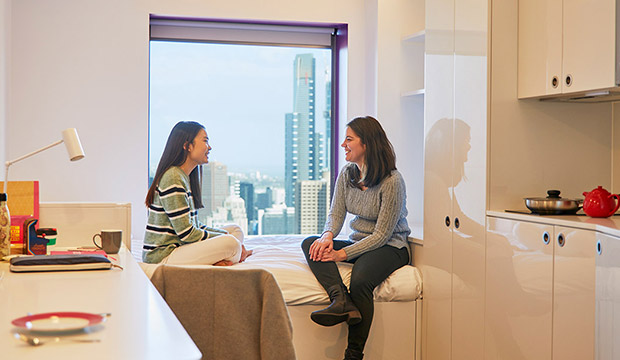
[149,17,343,235]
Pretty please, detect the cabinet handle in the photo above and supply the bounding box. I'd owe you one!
[445,216,450,227]
[542,231,550,245]
[597,240,602,255]
[557,233,565,247]
[551,76,559,89]
[454,217,460,229]
[565,74,572,87]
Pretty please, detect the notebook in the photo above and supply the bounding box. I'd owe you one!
[9,254,113,273]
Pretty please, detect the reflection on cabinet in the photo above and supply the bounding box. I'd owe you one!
[421,0,488,358]
[486,217,598,360]
[518,0,617,99]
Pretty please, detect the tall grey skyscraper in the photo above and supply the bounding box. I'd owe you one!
[285,54,317,209]
[201,161,229,217]
[239,182,255,221]
[324,79,332,173]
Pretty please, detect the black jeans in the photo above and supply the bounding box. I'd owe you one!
[301,236,410,352]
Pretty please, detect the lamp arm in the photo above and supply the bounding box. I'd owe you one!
[3,163,8,194]
[3,139,64,193]
[6,139,64,167]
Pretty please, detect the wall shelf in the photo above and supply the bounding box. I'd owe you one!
[402,88,425,97]
[402,30,425,43]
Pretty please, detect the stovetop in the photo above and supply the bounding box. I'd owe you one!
[504,209,586,216]
[505,209,620,216]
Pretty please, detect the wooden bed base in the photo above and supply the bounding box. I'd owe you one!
[287,299,422,360]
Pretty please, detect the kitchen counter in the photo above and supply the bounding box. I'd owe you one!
[487,210,620,238]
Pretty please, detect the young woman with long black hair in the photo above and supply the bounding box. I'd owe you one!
[143,121,251,265]
[301,116,411,360]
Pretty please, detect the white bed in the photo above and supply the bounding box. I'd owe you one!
[140,235,423,360]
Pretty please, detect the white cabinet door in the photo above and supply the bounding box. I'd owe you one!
[553,226,596,360]
[423,0,488,358]
[518,0,563,98]
[595,232,620,359]
[451,0,488,356]
[421,0,456,358]
[485,217,554,360]
[519,0,616,98]
[562,0,616,93]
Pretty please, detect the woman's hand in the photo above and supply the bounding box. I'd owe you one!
[320,249,347,262]
[309,232,334,261]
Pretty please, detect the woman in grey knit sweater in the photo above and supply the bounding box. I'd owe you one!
[301,116,411,360]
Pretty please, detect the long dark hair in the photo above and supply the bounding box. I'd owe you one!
[346,116,396,189]
[146,121,205,208]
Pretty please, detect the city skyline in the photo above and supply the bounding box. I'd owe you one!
[149,41,333,235]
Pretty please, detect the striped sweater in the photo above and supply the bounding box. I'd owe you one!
[324,164,411,260]
[143,166,227,264]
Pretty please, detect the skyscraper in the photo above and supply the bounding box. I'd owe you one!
[285,54,317,209]
[295,179,329,234]
[201,161,229,217]
[239,182,255,221]
[262,204,295,235]
[324,78,332,174]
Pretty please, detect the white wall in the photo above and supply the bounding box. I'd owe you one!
[0,0,8,181]
[6,0,380,240]
[375,0,425,232]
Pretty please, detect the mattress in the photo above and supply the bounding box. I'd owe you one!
[140,234,423,306]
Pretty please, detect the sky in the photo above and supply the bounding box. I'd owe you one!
[149,41,331,178]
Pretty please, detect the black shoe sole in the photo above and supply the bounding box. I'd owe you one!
[310,312,348,326]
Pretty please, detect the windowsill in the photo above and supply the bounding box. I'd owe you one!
[409,223,423,245]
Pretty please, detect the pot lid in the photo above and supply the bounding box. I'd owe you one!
[524,190,581,202]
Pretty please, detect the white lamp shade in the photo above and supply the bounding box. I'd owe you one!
[62,128,85,161]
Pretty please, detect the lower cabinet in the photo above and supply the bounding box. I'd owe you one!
[595,232,620,359]
[552,226,596,360]
[486,217,598,360]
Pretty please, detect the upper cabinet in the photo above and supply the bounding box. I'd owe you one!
[518,0,617,99]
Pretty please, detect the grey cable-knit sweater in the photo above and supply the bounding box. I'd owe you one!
[324,164,411,260]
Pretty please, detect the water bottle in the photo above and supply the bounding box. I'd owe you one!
[0,193,10,257]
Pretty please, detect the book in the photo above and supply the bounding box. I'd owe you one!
[0,181,40,253]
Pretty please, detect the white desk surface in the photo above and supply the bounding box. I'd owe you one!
[0,248,201,360]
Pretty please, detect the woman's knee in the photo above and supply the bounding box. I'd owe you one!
[217,234,241,252]
[221,224,244,242]
[301,235,319,252]
[349,276,376,299]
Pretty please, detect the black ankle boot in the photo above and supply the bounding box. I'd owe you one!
[310,284,362,326]
[344,348,364,360]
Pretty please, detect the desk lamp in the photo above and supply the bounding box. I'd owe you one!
[3,128,85,193]
[0,128,85,256]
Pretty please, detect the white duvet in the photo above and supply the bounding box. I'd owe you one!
[140,235,423,306]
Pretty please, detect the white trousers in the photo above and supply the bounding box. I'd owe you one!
[162,224,244,265]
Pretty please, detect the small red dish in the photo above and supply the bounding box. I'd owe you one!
[11,312,105,332]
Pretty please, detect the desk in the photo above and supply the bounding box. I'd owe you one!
[0,248,201,360]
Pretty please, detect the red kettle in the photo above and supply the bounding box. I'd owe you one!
[582,186,620,218]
